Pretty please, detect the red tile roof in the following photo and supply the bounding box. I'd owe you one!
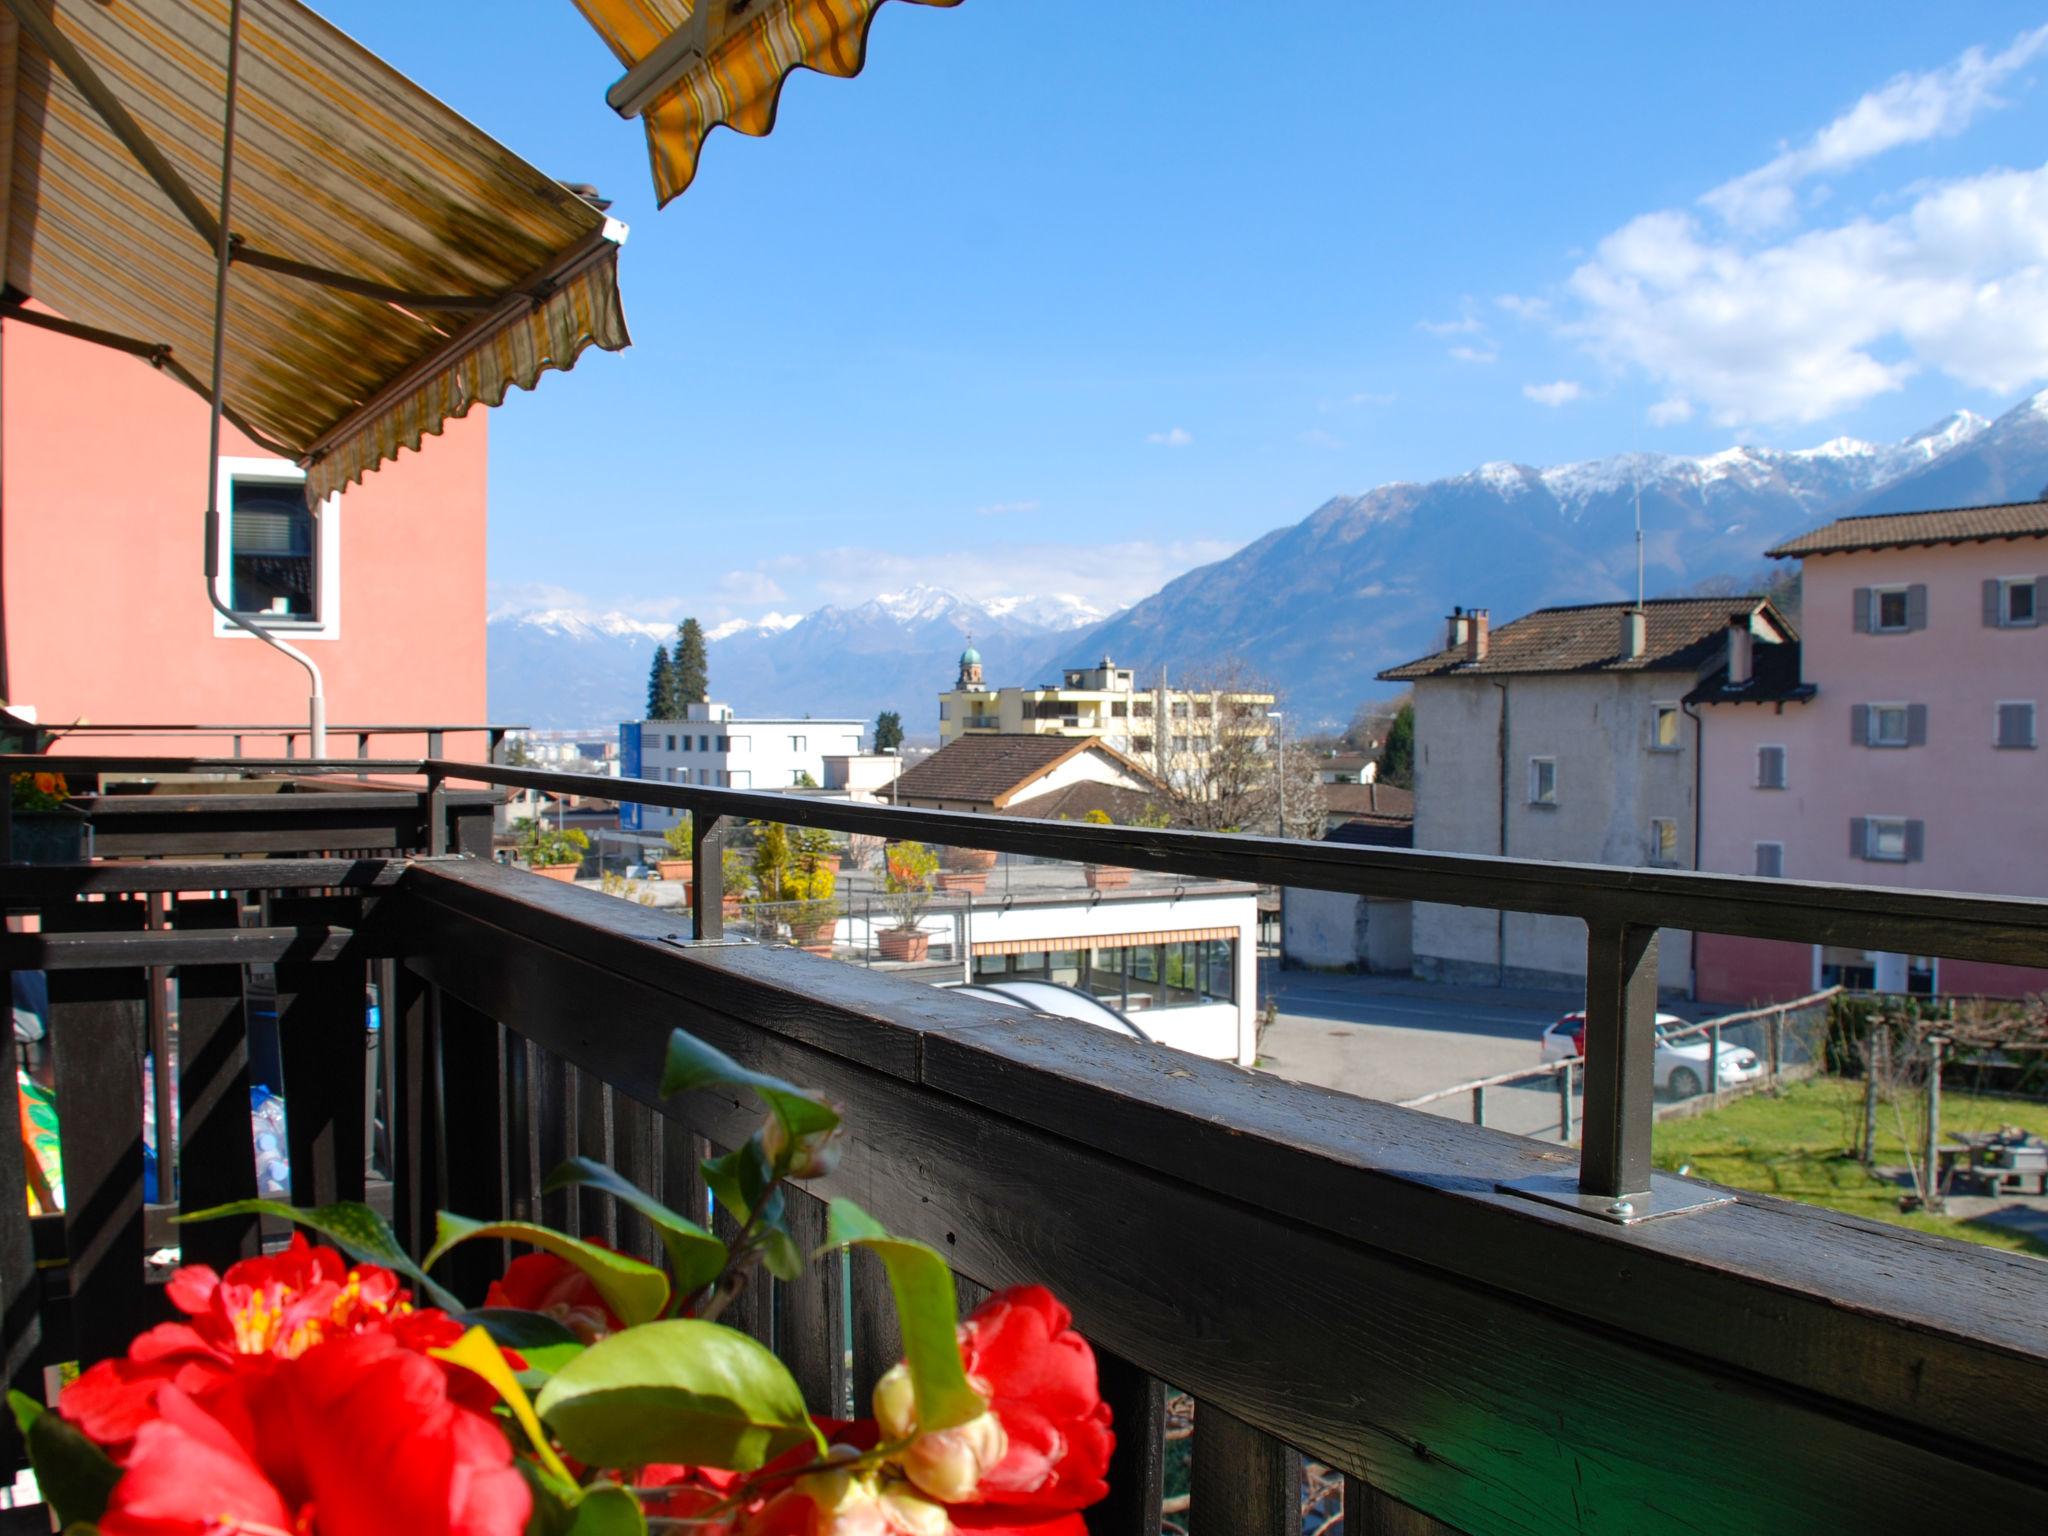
[1323,781,1414,821]
[1767,499,2048,558]
[1378,597,1789,681]
[891,735,1153,808]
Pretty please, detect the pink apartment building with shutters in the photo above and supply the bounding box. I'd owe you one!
[1693,501,2048,1003]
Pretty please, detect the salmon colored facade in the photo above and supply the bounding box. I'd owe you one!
[1696,516,2048,1004]
[1,316,490,760]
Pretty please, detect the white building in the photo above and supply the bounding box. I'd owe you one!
[619,703,865,831]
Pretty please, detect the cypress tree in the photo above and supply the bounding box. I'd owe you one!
[675,618,709,706]
[646,645,679,719]
[872,710,904,752]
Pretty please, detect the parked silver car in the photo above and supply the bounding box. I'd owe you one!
[1539,1010,1762,1098]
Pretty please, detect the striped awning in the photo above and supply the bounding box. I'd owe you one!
[0,0,629,502]
[576,0,963,207]
[972,928,1240,959]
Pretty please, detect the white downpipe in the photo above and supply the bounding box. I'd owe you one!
[200,0,326,757]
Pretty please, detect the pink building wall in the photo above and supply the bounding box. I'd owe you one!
[1697,535,2048,1002]
[1,316,490,760]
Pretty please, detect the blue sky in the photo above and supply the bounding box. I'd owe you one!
[318,1,2048,626]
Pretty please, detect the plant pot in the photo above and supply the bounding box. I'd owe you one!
[790,919,836,955]
[723,898,745,920]
[1083,864,1130,890]
[876,928,930,963]
[10,808,90,864]
[938,869,987,895]
[532,862,580,883]
[947,847,998,873]
[656,858,691,882]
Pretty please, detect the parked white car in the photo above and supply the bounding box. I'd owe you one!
[1539,1011,1763,1098]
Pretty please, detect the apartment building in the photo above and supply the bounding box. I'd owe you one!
[1693,500,2048,1003]
[618,703,865,831]
[1380,598,1795,994]
[936,647,1274,780]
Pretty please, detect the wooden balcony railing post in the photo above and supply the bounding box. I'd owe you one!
[171,897,259,1270]
[1343,1476,1461,1535]
[436,996,508,1301]
[270,896,368,1209]
[775,1188,850,1420]
[1188,1400,1300,1535]
[1577,919,1659,1207]
[1087,1349,1165,1536]
[693,812,724,940]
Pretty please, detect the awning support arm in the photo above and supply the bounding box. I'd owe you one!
[0,301,296,457]
[197,0,326,758]
[228,246,502,313]
[606,2,735,119]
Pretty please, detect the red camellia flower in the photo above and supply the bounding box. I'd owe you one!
[63,1236,466,1453]
[97,1332,529,1536]
[482,1251,622,1341]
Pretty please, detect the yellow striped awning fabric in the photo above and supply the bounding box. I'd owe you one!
[575,0,963,207]
[0,0,629,502]
[972,928,1241,959]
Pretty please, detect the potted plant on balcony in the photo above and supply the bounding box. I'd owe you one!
[9,770,88,863]
[656,815,692,887]
[721,844,754,918]
[516,817,588,882]
[755,822,839,953]
[1079,808,1131,889]
[938,841,997,894]
[878,840,939,961]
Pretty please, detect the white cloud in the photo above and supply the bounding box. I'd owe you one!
[1296,428,1344,449]
[1448,345,1498,365]
[974,499,1041,518]
[1704,27,2048,231]
[1144,426,1193,447]
[1522,379,1584,407]
[1647,396,1695,426]
[716,569,787,603]
[486,580,590,620]
[801,537,1240,615]
[1563,161,2048,422]
[1419,300,1487,336]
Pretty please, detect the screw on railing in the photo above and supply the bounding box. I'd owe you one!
[692,813,724,940]
[1578,920,1659,1206]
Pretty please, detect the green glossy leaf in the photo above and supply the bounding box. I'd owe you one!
[9,1390,120,1527]
[541,1158,727,1296]
[458,1309,587,1377]
[660,1028,839,1147]
[565,1485,646,1536]
[535,1319,815,1471]
[176,1198,460,1312]
[700,1140,802,1284]
[824,1200,983,1435]
[427,1216,669,1327]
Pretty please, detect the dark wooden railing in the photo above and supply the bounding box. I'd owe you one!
[0,755,2043,1534]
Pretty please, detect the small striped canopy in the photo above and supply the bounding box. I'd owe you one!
[0,0,630,501]
[576,0,962,207]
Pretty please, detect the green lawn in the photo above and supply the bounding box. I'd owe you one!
[1653,1077,2048,1258]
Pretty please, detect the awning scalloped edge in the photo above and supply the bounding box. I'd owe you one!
[305,245,629,503]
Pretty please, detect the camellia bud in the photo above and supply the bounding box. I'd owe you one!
[762,1107,844,1180]
[897,1410,1008,1504]
[872,1360,918,1439]
[783,1466,951,1536]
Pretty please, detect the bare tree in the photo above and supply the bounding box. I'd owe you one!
[1142,662,1326,839]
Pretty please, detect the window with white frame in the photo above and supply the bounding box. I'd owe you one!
[790,735,807,751]
[1754,841,1784,877]
[1651,703,1681,751]
[1756,744,1787,789]
[1997,577,2037,628]
[678,735,692,752]
[1649,817,1679,866]
[1870,703,1909,747]
[1861,816,1914,862]
[1528,757,1557,806]
[211,458,341,639]
[1996,701,2037,749]
[1872,586,1911,632]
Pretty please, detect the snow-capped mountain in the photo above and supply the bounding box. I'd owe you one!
[489,585,1105,730]
[1043,400,2031,728]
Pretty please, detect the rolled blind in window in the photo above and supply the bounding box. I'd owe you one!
[232,486,313,554]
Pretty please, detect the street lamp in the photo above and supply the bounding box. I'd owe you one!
[1268,709,1286,837]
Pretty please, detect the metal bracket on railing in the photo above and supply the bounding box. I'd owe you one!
[1496,1170,1732,1225]
[657,932,755,950]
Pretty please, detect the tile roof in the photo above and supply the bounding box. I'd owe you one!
[1686,641,1815,706]
[1767,499,2048,558]
[1322,782,1415,822]
[1378,597,1786,681]
[891,735,1151,808]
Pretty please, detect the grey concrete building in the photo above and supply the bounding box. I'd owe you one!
[1378,597,1794,995]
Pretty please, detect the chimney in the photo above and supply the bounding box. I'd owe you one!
[1363,759,1378,783]
[1466,608,1490,662]
[1445,606,1469,650]
[1726,614,1754,687]
[1621,607,1647,660]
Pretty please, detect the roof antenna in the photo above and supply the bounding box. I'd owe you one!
[1634,470,1645,610]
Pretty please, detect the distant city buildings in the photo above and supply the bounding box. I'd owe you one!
[937,646,1275,782]
[618,702,865,831]
[1692,500,2048,1003]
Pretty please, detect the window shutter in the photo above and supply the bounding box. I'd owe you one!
[1985,579,2003,627]
[1852,588,1871,633]
[1849,703,1869,746]
[1906,584,1928,631]
[1905,819,1925,862]
[1906,703,1928,747]
[1997,702,2035,748]
[1848,816,1868,859]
